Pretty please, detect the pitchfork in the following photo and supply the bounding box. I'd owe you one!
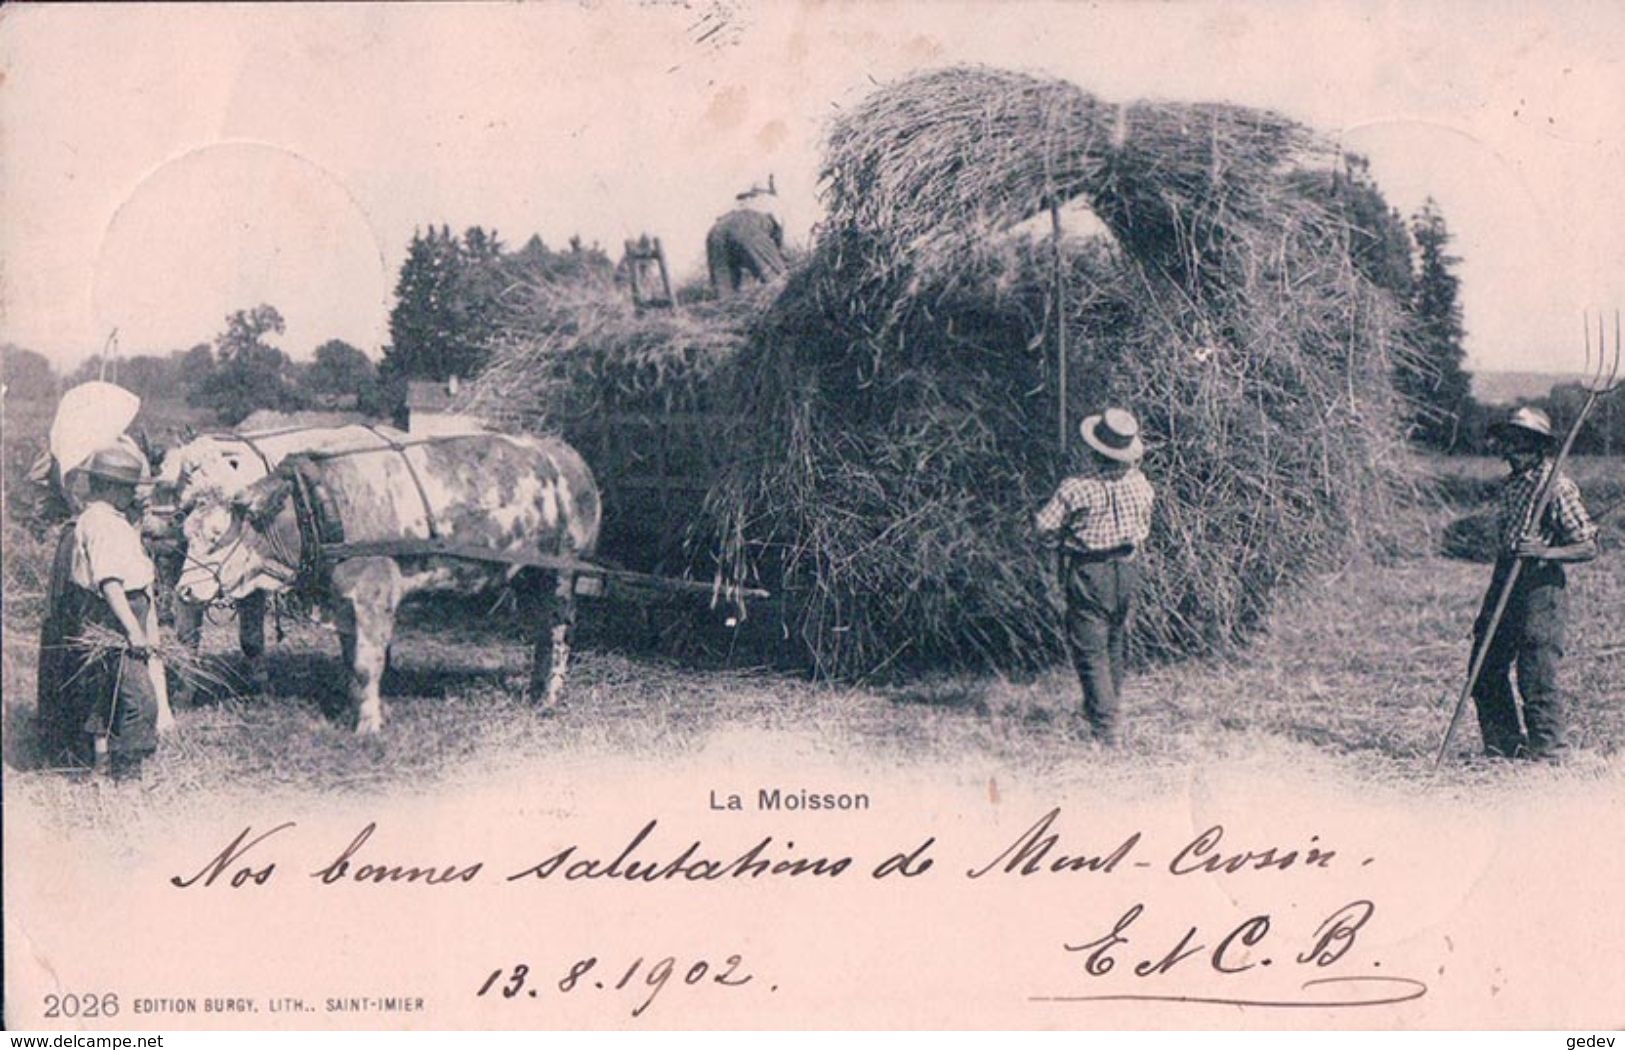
[1432,310,1623,770]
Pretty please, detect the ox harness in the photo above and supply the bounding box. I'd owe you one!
[274,434,767,602]
[199,423,324,478]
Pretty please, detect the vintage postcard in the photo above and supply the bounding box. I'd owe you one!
[3,1,1623,1033]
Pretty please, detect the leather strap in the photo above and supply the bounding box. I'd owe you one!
[360,425,441,540]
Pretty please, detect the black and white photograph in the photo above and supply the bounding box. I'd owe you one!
[2,0,1623,1033]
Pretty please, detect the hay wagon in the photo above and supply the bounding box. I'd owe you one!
[461,296,802,660]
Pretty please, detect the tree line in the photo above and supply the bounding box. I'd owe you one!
[2,309,388,426]
[1295,156,1625,455]
[3,198,1619,453]
[1,227,611,427]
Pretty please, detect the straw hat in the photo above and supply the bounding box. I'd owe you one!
[80,444,146,486]
[1488,405,1555,446]
[1080,407,1144,463]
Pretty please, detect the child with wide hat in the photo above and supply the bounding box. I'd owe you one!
[37,442,163,777]
[1035,407,1155,745]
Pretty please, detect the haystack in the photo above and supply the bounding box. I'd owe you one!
[470,66,1415,678]
[702,67,1415,676]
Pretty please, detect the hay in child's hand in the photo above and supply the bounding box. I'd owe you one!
[68,621,245,697]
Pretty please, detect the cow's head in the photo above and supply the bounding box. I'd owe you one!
[175,475,302,605]
[159,435,274,511]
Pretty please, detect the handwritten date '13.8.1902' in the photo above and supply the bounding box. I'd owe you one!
[464,902,1421,1021]
[476,954,760,1019]
[164,805,1430,1018]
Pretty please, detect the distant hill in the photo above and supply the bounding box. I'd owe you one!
[1470,370,1588,406]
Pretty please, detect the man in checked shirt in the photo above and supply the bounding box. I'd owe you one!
[1035,408,1154,745]
[1472,406,1599,761]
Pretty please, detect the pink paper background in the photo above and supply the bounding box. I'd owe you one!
[8,735,1625,1029]
[5,0,1624,1032]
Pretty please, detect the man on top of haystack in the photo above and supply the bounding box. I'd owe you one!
[1035,407,1155,746]
[706,175,787,296]
[1471,405,1598,762]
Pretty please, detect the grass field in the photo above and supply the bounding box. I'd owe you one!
[3,454,1622,824]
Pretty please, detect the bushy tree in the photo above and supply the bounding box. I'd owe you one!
[1460,382,1625,456]
[1586,384,1624,456]
[117,355,173,398]
[1,345,56,402]
[1531,382,1624,456]
[68,355,112,386]
[381,227,614,384]
[1337,156,1414,299]
[189,305,305,425]
[174,343,217,400]
[1298,170,1488,453]
[382,226,459,381]
[453,225,507,375]
[65,343,214,405]
[300,339,378,407]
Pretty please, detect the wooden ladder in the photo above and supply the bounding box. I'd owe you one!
[622,234,674,309]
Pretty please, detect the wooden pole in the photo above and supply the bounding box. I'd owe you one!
[623,239,644,305]
[1052,200,1067,451]
[653,237,674,307]
[1433,312,1618,769]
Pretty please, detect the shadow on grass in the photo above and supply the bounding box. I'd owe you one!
[381,663,518,701]
[2,691,48,773]
[578,601,800,674]
[1278,720,1421,763]
[888,677,990,715]
[252,646,521,718]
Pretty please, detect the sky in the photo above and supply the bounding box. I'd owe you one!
[2,0,1622,375]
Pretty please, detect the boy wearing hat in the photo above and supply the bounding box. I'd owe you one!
[1472,406,1598,760]
[1035,408,1155,745]
[37,443,163,776]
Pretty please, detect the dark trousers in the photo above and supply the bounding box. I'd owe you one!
[1061,554,1140,744]
[37,532,158,772]
[1471,558,1569,759]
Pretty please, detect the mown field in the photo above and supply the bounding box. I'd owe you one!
[2,453,1622,822]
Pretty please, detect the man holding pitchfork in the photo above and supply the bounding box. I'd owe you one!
[1471,406,1598,762]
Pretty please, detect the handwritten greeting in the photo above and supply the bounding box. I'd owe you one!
[168,806,1429,1014]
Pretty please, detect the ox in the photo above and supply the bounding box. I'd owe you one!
[174,433,600,734]
[154,425,417,686]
